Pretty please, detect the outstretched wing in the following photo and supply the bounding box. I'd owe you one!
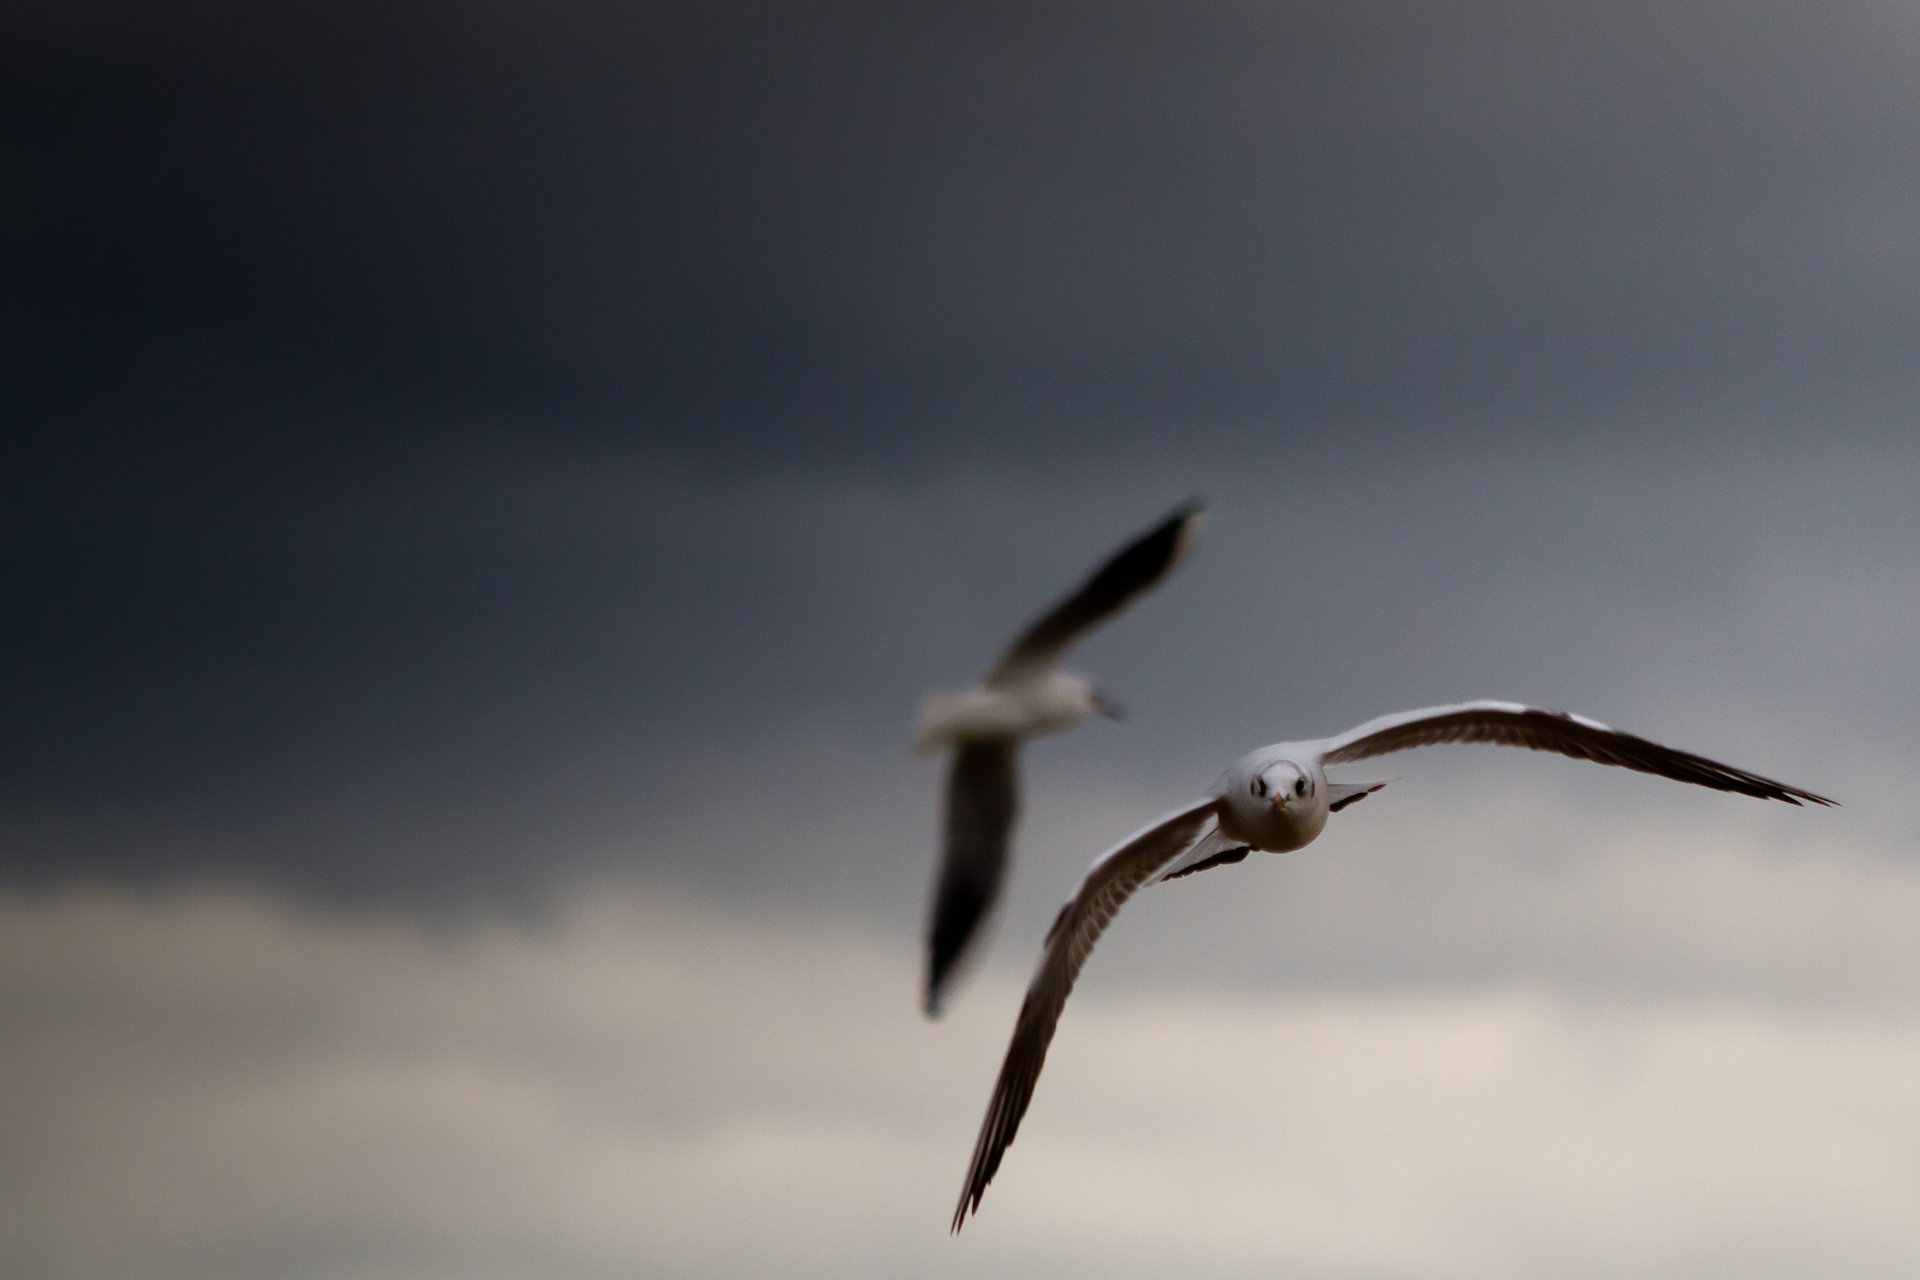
[951,797,1223,1232]
[925,741,1020,1017]
[988,499,1203,685]
[1319,701,1834,806]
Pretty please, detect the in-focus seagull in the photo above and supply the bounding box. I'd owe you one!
[950,700,1834,1230]
[915,499,1205,1018]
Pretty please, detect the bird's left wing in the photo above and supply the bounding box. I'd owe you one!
[1319,700,1834,806]
[951,796,1223,1232]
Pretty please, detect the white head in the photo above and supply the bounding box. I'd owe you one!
[1218,753,1329,852]
[1023,669,1120,735]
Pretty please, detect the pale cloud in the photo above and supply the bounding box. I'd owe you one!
[3,859,1917,1280]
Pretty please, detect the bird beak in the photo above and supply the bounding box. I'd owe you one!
[1092,691,1125,721]
[1269,794,1290,811]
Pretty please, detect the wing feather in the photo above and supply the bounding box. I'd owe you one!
[1320,701,1834,806]
[988,500,1202,684]
[950,798,1223,1231]
[924,742,1020,1017]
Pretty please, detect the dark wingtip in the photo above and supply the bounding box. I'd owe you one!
[1168,497,1205,539]
[923,954,954,1019]
[925,884,992,1021]
[951,1184,979,1234]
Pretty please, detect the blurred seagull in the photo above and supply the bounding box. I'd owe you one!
[950,700,1834,1230]
[915,499,1205,1018]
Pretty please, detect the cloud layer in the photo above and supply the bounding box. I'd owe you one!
[4,869,1916,1279]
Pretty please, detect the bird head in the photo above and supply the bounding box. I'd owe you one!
[1219,755,1328,852]
[1250,761,1312,812]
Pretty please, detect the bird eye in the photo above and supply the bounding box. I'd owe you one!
[1294,777,1308,797]
[1251,777,1267,799]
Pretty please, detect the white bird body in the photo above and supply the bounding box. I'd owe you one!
[1211,747,1331,852]
[912,672,1102,756]
[950,699,1834,1231]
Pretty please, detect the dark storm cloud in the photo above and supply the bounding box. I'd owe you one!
[12,0,1920,471]
[7,0,1914,903]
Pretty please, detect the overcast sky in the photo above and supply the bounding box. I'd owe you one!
[7,3,1920,1276]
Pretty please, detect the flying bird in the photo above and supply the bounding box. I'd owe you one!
[914,499,1205,1018]
[950,700,1834,1230]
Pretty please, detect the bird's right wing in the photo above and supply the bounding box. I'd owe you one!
[987,499,1203,685]
[950,796,1223,1232]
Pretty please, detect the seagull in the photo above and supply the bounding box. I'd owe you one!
[914,499,1205,1018]
[950,700,1834,1230]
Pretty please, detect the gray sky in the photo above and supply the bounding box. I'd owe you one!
[7,2,1920,1276]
